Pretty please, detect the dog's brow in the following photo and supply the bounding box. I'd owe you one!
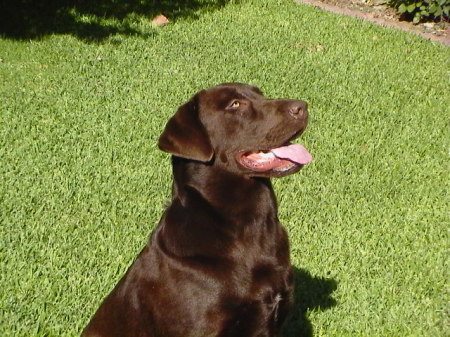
[242,88,263,99]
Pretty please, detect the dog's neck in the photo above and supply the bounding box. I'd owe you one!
[170,157,278,222]
[155,157,281,259]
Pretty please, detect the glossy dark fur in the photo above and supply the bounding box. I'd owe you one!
[82,83,309,337]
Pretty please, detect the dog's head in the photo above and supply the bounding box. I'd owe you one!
[158,83,312,177]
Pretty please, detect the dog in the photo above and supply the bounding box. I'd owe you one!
[82,83,312,337]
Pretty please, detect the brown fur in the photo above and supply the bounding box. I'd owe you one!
[82,83,309,337]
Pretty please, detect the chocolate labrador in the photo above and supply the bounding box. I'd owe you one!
[82,83,312,337]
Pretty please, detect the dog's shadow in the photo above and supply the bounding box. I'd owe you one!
[282,267,338,337]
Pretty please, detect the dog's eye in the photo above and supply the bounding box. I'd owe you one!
[229,101,240,109]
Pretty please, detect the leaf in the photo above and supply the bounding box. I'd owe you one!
[428,3,437,12]
[151,14,170,27]
[398,3,407,12]
[443,5,450,16]
[434,7,443,15]
[407,3,417,12]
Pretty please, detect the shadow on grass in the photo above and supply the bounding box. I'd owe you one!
[282,267,338,337]
[0,0,229,42]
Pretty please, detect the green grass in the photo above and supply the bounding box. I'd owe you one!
[1,0,448,336]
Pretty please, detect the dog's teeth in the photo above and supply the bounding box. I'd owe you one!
[258,152,274,158]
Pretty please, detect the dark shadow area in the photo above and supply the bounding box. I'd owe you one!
[282,267,338,337]
[0,0,229,42]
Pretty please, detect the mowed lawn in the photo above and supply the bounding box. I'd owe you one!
[0,0,448,336]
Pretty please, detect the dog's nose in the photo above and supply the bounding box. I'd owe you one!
[288,101,308,119]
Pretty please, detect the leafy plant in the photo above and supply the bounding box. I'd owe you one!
[390,0,450,23]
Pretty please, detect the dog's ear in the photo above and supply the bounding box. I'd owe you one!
[158,97,214,162]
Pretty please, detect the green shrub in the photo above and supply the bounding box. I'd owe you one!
[389,0,450,23]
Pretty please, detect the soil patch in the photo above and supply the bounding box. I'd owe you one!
[295,0,449,46]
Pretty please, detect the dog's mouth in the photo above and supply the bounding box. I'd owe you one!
[237,143,312,173]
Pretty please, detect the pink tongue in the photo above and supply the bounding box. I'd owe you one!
[271,144,312,165]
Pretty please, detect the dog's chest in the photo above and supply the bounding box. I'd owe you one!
[226,239,290,302]
[217,260,290,337]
